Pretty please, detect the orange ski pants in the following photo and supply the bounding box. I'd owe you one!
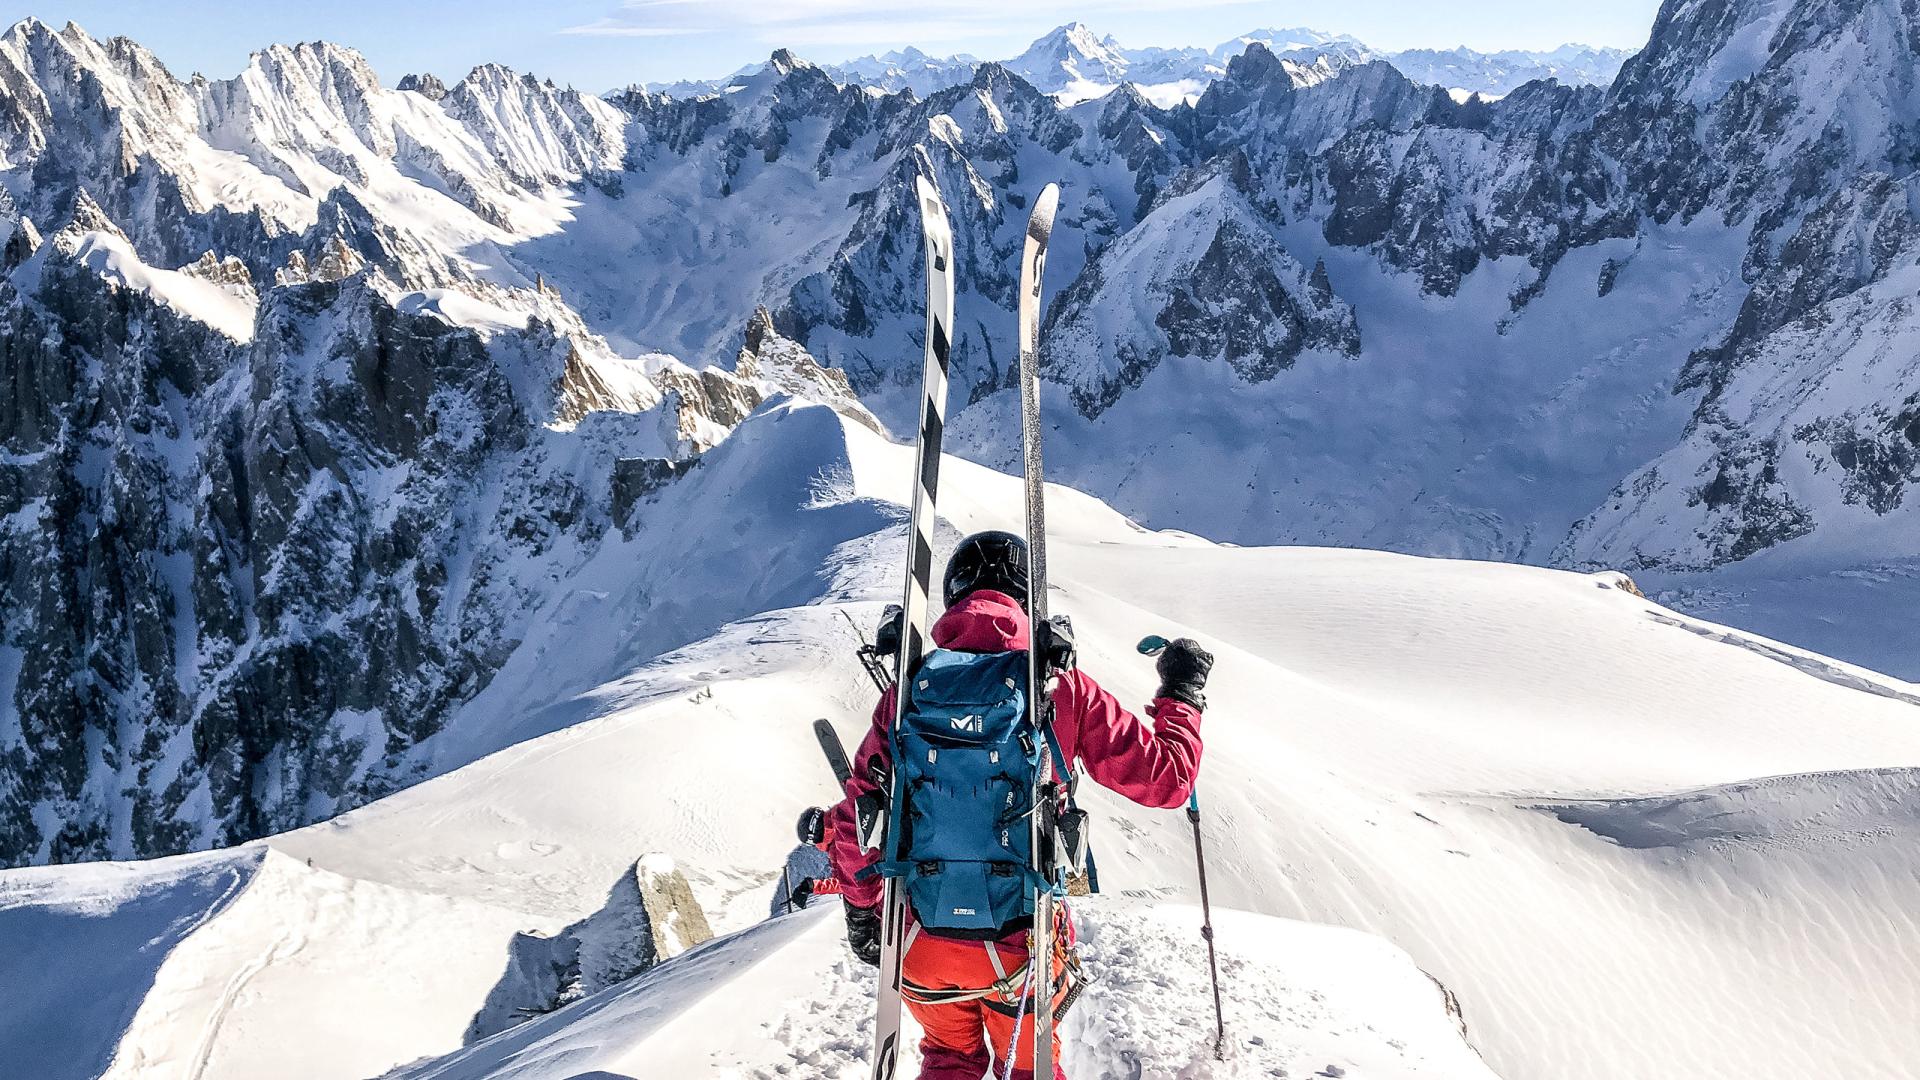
[901,921,1071,1080]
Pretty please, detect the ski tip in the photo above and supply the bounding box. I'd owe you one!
[1028,183,1062,239]
[912,174,942,212]
[912,174,952,242]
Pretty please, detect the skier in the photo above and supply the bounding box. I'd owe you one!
[770,806,837,917]
[827,530,1213,1080]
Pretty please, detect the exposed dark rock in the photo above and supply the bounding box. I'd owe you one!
[613,457,697,525]
[396,73,448,100]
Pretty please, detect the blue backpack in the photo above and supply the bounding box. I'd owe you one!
[879,648,1065,932]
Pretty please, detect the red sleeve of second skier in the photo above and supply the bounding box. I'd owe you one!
[826,687,896,909]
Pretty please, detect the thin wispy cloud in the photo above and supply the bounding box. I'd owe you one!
[558,20,710,38]
[559,0,1267,50]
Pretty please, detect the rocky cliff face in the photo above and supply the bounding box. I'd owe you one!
[0,42,867,861]
[1559,0,1920,571]
[4,0,1919,865]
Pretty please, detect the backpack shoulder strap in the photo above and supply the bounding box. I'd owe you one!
[1038,671,1077,795]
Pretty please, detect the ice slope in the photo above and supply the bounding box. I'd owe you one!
[392,900,1497,1080]
[2,403,1917,1079]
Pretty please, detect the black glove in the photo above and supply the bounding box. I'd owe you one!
[845,903,882,967]
[1155,638,1213,710]
[1039,614,1076,672]
[873,604,903,659]
[789,878,816,911]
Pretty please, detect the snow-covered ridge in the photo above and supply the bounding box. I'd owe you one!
[0,15,617,270]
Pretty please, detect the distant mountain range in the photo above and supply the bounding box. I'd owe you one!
[646,22,1634,104]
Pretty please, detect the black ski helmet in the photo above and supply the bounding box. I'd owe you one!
[796,806,826,845]
[943,530,1030,609]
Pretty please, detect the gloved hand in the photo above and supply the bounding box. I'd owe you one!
[1040,614,1076,672]
[845,902,882,967]
[873,604,904,659]
[1155,638,1214,710]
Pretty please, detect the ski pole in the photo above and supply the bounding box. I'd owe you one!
[1188,788,1227,1060]
[1141,635,1226,1060]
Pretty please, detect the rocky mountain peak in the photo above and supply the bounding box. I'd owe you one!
[736,307,882,434]
[58,188,129,244]
[2,216,40,270]
[454,62,538,93]
[767,48,813,76]
[250,38,385,99]
[396,72,448,100]
[1,14,49,37]
[1098,81,1158,118]
[1221,43,1294,89]
[181,250,257,293]
[1011,21,1127,83]
[1,15,77,56]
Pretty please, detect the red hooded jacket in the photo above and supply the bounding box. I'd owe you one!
[827,590,1204,912]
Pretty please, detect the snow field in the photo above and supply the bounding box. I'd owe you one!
[2,403,1917,1078]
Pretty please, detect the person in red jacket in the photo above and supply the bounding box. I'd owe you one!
[827,531,1212,1080]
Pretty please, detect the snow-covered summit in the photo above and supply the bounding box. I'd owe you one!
[1006,22,1132,102]
[1216,26,1369,59]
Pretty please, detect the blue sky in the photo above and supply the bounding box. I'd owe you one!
[4,1,1662,92]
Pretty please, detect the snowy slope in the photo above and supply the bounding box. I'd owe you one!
[392,901,1497,1080]
[4,404,1916,1080]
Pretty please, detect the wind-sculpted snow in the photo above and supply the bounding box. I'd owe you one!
[0,849,259,1080]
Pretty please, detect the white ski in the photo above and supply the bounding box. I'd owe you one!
[869,173,956,1080]
[1018,182,1063,1078]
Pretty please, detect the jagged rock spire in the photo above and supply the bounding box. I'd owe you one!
[3,217,42,270]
